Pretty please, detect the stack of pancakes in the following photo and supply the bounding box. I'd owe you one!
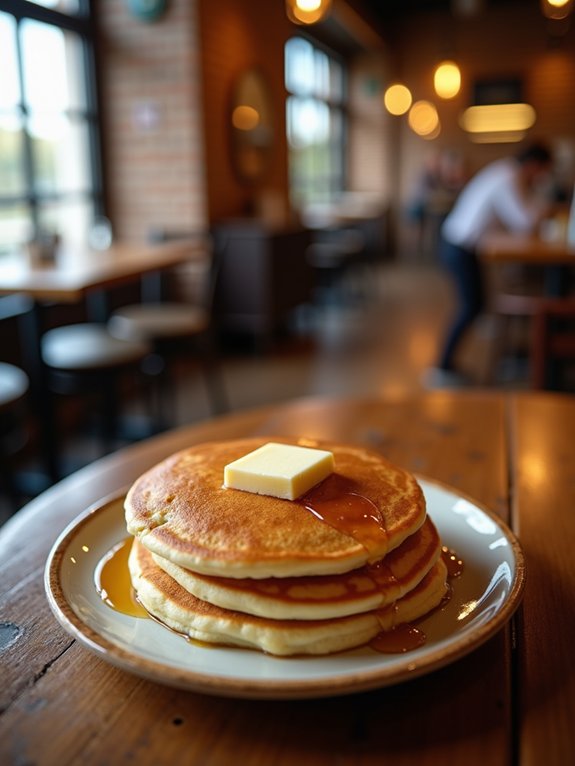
[125,438,449,656]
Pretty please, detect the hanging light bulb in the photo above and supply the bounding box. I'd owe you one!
[434,60,461,99]
[286,0,332,25]
[383,83,413,115]
[408,100,441,139]
[541,0,573,20]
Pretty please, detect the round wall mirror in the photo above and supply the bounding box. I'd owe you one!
[230,69,273,183]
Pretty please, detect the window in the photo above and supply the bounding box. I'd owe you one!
[0,0,101,257]
[285,36,346,208]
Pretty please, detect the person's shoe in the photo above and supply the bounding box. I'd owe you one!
[422,366,470,389]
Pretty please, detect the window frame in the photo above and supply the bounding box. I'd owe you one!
[0,0,103,254]
[285,33,348,209]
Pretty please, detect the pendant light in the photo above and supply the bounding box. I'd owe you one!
[433,60,461,99]
[286,0,332,25]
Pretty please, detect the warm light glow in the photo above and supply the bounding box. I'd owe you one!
[541,0,573,19]
[460,103,536,134]
[383,83,413,115]
[286,0,332,24]
[433,60,461,99]
[468,130,527,144]
[408,100,440,138]
[232,105,260,131]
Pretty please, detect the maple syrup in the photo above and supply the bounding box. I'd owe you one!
[441,546,464,578]
[300,473,388,557]
[94,537,148,618]
[369,623,427,654]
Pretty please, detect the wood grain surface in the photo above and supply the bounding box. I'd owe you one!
[1,391,573,766]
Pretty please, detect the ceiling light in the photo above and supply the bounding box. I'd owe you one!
[541,0,573,20]
[286,0,332,25]
[434,60,462,99]
[383,83,413,115]
[408,100,441,138]
[460,103,536,133]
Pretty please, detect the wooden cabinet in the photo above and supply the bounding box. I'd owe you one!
[213,220,312,344]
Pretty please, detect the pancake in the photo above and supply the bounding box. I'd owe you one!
[128,539,449,656]
[125,437,427,578]
[152,516,442,620]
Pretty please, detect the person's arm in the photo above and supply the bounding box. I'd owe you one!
[493,171,549,233]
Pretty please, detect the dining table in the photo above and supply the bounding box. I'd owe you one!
[0,239,204,481]
[1,390,574,765]
[479,230,575,296]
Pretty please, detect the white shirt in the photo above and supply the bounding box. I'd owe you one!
[442,158,542,250]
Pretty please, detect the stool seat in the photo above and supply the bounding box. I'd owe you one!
[42,324,150,371]
[108,303,209,342]
[0,363,29,410]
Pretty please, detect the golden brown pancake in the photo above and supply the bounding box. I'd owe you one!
[152,516,442,620]
[128,539,449,656]
[125,437,427,578]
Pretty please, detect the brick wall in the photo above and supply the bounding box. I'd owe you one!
[97,0,207,243]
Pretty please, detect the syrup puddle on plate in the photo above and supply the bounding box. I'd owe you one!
[95,537,464,655]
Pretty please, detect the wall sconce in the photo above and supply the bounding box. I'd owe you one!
[383,83,413,115]
[433,60,462,99]
[540,0,573,20]
[286,0,332,25]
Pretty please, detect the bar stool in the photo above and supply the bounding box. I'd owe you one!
[0,363,30,512]
[41,324,151,456]
[107,232,227,426]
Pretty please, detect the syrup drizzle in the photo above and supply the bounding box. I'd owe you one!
[300,474,388,558]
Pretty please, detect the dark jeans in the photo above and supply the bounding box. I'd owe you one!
[437,237,484,371]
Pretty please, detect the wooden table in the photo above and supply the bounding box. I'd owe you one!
[479,232,575,297]
[480,232,575,266]
[0,241,202,304]
[1,391,574,765]
[0,240,203,480]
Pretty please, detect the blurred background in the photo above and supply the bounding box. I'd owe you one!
[1,0,575,520]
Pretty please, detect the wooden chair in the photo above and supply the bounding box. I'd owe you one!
[107,230,227,426]
[483,263,547,384]
[531,297,575,390]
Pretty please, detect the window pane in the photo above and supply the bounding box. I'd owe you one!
[285,37,315,96]
[38,199,93,245]
[21,19,87,111]
[0,205,32,257]
[0,12,21,108]
[0,113,26,197]
[29,113,91,194]
[287,97,329,148]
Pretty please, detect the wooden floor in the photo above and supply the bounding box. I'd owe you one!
[0,262,522,524]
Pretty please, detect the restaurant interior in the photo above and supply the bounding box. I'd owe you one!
[1,0,575,522]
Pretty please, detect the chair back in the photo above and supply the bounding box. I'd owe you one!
[531,298,575,389]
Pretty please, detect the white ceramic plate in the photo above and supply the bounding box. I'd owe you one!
[45,478,525,699]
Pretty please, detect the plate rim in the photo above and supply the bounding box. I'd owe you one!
[44,477,526,699]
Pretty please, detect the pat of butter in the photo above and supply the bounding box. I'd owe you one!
[224,442,334,500]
